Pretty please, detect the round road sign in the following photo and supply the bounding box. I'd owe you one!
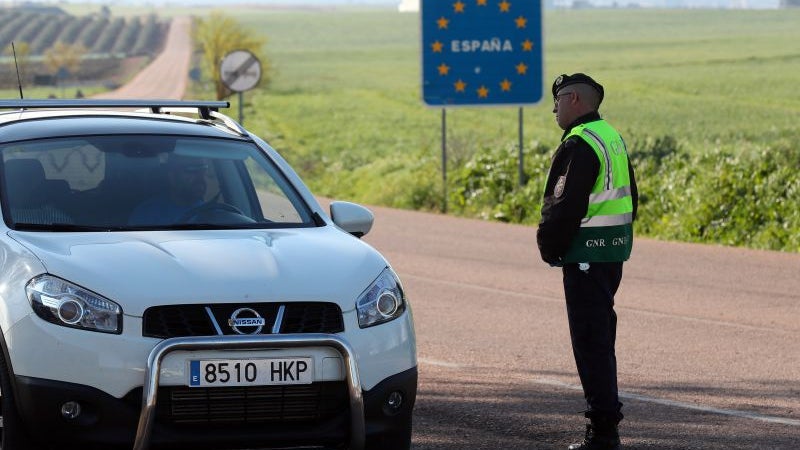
[220,50,262,92]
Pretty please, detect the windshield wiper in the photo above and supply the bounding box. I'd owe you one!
[12,222,134,232]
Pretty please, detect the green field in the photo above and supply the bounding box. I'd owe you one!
[51,5,800,252]
[228,8,800,150]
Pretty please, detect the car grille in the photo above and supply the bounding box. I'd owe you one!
[155,382,349,424]
[142,302,344,338]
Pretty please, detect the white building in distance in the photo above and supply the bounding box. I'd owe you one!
[398,0,420,12]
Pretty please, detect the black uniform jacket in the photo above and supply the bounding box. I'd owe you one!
[537,112,638,266]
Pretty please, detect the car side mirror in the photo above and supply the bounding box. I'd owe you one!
[329,201,374,238]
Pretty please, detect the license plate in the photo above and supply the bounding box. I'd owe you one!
[188,358,313,387]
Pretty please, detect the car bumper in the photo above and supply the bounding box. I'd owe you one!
[6,307,417,449]
[13,363,417,450]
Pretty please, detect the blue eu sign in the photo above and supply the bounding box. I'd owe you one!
[421,0,543,106]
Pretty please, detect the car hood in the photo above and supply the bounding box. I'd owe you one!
[9,227,387,317]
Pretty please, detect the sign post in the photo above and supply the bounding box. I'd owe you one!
[421,0,543,208]
[220,50,262,125]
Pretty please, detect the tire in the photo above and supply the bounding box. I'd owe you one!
[0,351,42,450]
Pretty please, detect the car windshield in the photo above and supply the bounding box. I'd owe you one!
[0,134,315,231]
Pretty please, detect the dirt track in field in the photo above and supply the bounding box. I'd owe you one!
[93,16,192,100]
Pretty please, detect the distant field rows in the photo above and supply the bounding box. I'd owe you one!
[0,9,166,57]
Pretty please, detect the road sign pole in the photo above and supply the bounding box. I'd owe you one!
[421,0,542,201]
[238,91,244,125]
[518,107,526,186]
[441,108,447,214]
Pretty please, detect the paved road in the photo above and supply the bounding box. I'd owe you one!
[356,203,800,449]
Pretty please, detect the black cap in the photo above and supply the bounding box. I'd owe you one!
[552,73,604,104]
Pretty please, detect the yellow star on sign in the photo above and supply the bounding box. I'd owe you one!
[516,62,528,75]
[454,79,467,92]
[522,39,534,51]
[431,41,443,53]
[515,15,527,28]
[477,86,489,98]
[437,16,450,29]
[454,0,466,12]
[500,79,512,92]
[499,0,511,12]
[438,63,450,76]
[477,0,487,5]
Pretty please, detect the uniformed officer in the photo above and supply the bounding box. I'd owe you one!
[537,73,638,450]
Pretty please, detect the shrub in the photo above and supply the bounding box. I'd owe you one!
[449,141,551,224]
[448,135,800,252]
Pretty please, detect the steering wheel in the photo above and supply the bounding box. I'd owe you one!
[178,202,247,223]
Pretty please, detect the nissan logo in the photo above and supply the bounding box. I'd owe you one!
[227,308,266,335]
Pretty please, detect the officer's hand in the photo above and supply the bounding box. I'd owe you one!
[542,253,563,267]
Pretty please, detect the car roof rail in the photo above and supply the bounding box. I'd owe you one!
[0,99,227,118]
[0,99,246,136]
[142,106,248,137]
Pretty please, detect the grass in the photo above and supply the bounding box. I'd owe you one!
[211,8,798,207]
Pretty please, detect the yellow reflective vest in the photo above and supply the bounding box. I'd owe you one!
[560,120,634,263]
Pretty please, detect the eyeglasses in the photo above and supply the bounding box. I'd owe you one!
[553,91,573,105]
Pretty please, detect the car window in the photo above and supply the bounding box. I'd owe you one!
[0,135,314,231]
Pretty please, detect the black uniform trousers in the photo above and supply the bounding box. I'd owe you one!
[562,261,624,423]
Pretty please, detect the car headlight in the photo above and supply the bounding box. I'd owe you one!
[357,268,406,328]
[26,275,122,334]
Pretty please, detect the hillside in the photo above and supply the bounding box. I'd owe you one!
[0,6,169,88]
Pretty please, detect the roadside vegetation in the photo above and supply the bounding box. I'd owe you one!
[192,11,268,100]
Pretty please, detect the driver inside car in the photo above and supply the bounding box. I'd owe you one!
[129,154,209,226]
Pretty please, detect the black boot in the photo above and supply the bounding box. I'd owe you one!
[567,421,620,450]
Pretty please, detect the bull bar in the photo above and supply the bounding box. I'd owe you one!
[132,334,365,450]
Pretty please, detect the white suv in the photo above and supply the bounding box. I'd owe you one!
[0,100,417,450]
